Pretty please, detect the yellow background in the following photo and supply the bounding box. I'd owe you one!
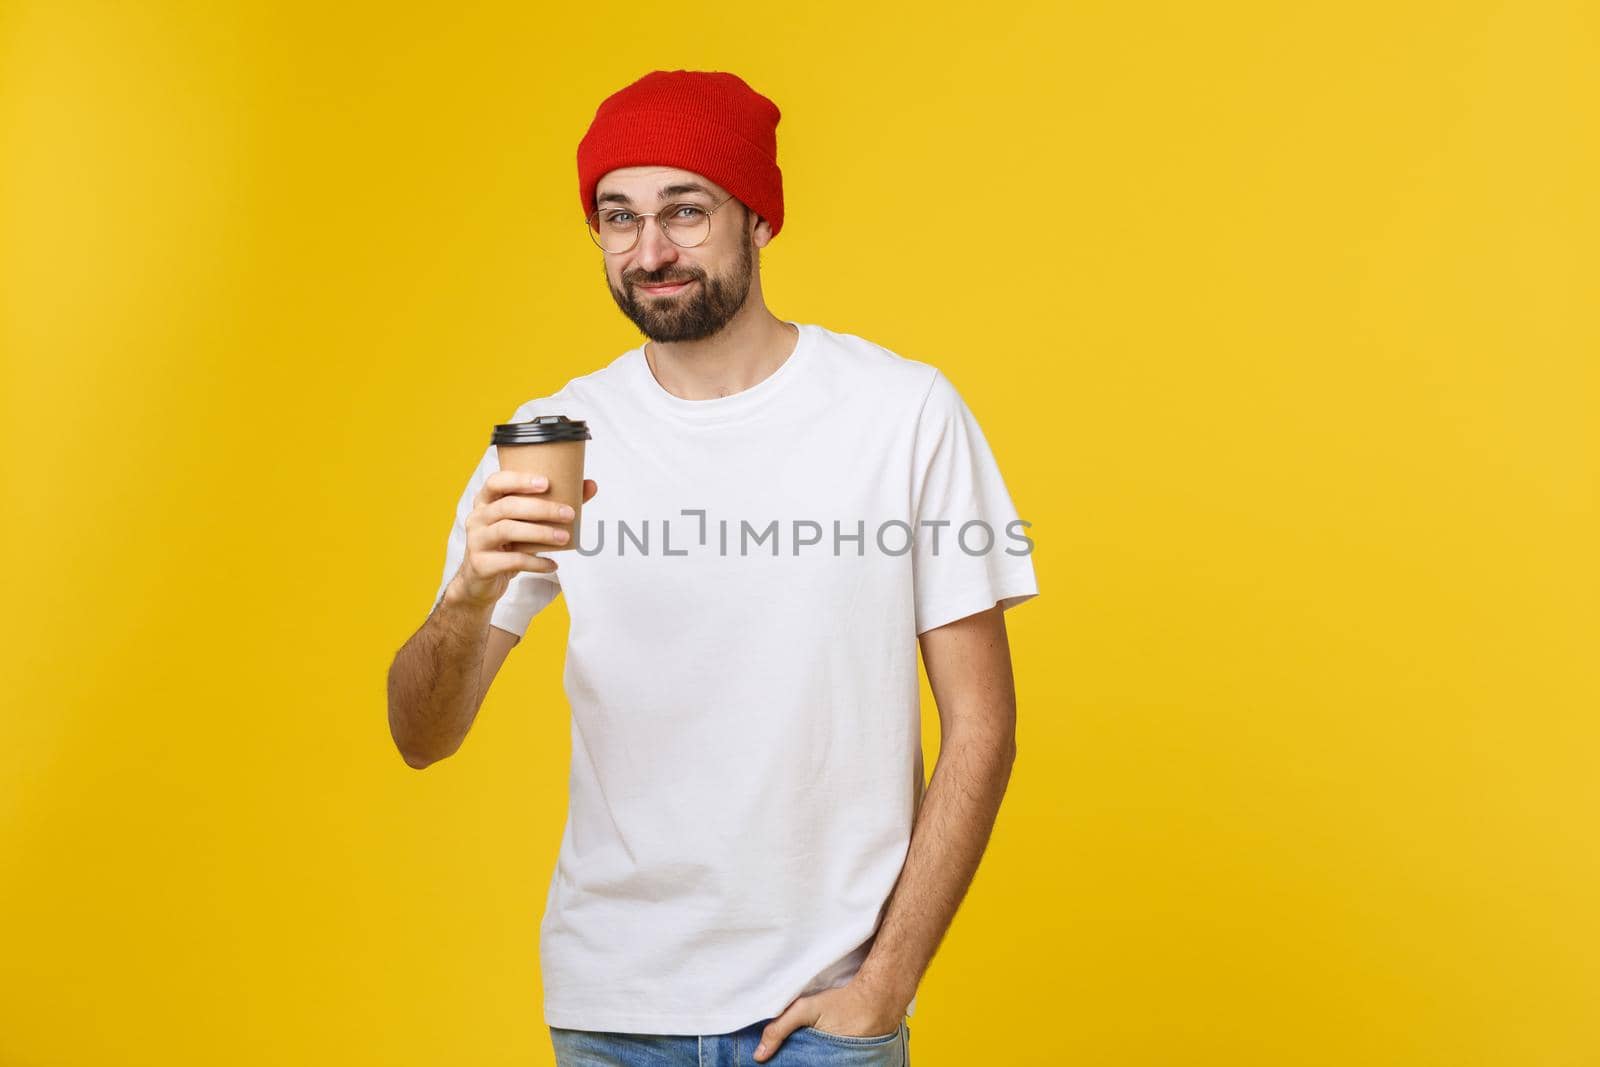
[2,2,1596,1064]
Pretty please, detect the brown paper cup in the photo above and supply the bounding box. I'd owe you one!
[491,415,591,552]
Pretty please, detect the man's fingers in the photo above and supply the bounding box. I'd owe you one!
[489,493,575,527]
[753,1003,808,1063]
[490,547,558,572]
[476,470,549,507]
[491,516,571,547]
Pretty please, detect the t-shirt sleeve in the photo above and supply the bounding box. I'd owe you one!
[910,369,1039,636]
[430,440,562,640]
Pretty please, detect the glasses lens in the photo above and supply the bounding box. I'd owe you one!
[589,209,639,253]
[661,203,712,248]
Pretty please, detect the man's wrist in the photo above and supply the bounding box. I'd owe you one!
[851,960,916,1012]
[441,574,496,615]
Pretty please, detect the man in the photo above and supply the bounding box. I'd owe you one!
[387,69,1039,1066]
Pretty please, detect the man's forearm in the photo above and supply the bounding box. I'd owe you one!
[852,733,1016,1010]
[387,577,495,768]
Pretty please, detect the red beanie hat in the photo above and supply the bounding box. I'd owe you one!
[577,70,785,239]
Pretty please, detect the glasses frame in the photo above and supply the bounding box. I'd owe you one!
[585,193,737,254]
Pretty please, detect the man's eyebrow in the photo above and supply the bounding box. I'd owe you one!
[596,182,717,207]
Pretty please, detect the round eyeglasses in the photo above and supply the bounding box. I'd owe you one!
[585,193,736,254]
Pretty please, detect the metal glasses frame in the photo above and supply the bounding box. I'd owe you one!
[585,193,737,254]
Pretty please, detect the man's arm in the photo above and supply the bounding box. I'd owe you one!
[387,575,522,769]
[852,602,1019,1010]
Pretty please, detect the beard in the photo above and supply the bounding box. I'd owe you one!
[606,229,756,343]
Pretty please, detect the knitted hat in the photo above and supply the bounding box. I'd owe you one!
[577,70,785,239]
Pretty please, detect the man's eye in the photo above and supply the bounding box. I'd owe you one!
[672,205,706,219]
[603,212,635,227]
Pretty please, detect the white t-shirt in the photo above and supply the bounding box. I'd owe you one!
[431,321,1039,1035]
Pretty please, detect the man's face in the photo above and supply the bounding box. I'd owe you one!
[593,166,765,343]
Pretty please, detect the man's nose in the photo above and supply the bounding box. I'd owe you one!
[632,218,680,272]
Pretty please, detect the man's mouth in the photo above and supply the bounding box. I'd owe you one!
[638,279,695,296]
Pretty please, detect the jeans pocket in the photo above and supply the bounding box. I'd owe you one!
[800,1021,903,1046]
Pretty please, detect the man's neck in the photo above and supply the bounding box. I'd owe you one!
[644,310,799,402]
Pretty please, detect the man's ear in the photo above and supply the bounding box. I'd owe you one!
[751,209,775,249]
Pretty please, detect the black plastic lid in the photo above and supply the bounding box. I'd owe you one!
[491,414,592,445]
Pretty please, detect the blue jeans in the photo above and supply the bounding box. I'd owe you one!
[549,1015,911,1066]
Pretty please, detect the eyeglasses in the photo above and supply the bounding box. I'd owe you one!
[585,193,736,254]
